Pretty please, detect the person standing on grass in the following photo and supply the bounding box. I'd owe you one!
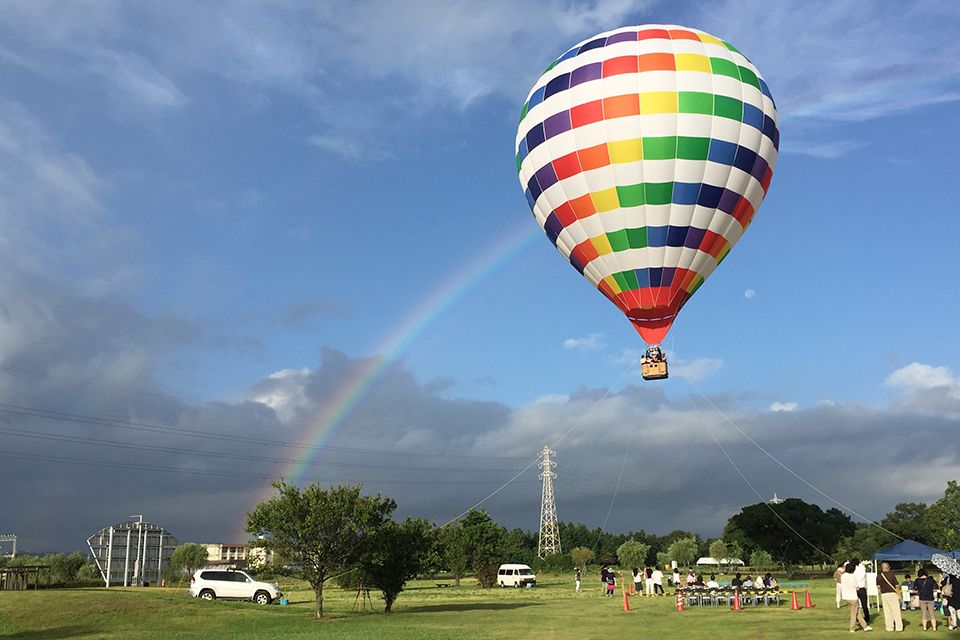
[605,571,616,597]
[851,557,871,624]
[914,569,938,631]
[652,565,664,595]
[575,567,581,593]
[842,560,872,633]
[877,562,903,632]
[939,572,959,630]
[672,566,680,587]
[644,566,655,597]
[834,561,847,609]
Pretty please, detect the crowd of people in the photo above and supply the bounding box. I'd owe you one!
[578,558,960,633]
[835,559,960,632]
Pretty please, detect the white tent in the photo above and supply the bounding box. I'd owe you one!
[695,557,745,567]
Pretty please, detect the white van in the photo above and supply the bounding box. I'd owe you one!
[497,563,536,588]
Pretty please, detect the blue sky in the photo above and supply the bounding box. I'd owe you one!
[2,0,960,550]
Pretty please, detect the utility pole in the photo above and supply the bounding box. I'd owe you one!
[537,444,561,559]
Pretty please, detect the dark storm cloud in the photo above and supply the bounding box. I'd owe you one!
[3,268,958,552]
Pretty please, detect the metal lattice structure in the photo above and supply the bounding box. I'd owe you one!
[537,444,561,558]
[0,535,15,558]
[87,516,177,587]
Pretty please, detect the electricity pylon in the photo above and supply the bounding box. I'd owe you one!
[537,444,561,558]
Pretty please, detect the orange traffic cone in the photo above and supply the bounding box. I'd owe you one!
[791,591,800,610]
[804,590,813,608]
[676,593,684,611]
[628,582,633,596]
[623,590,630,612]
[732,591,742,611]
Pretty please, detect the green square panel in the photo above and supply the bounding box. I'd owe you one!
[645,182,674,206]
[612,271,630,291]
[714,95,743,121]
[616,183,646,207]
[710,57,740,80]
[677,136,710,161]
[626,227,647,249]
[607,229,629,252]
[737,65,761,90]
[621,269,639,291]
[642,136,677,160]
[678,91,713,115]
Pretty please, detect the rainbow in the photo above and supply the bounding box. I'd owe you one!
[251,221,540,509]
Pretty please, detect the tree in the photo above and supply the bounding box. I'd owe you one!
[667,536,699,568]
[617,539,650,569]
[925,481,960,550]
[708,539,728,568]
[749,549,774,570]
[656,551,671,570]
[246,482,395,618]
[881,502,931,544]
[835,523,894,562]
[48,552,87,585]
[438,524,470,587]
[723,499,855,569]
[455,510,508,588]
[360,518,434,613]
[570,547,594,571]
[168,543,209,582]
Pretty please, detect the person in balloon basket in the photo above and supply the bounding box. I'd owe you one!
[851,558,871,624]
[842,560,873,632]
[877,562,903,632]
[914,569,938,631]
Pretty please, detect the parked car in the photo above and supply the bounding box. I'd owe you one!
[497,564,536,588]
[189,569,282,604]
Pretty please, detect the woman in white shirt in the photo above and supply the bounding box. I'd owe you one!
[842,560,872,633]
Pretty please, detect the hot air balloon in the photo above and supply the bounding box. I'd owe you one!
[516,25,778,380]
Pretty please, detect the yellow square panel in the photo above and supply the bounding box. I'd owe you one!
[698,33,724,46]
[608,139,643,164]
[640,92,678,114]
[675,53,711,73]
[590,187,620,212]
[591,234,614,256]
[603,275,622,295]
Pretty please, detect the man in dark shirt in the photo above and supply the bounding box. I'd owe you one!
[877,562,903,632]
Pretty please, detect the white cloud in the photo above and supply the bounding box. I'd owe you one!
[705,0,960,156]
[247,367,312,424]
[307,133,395,163]
[670,357,723,382]
[770,401,798,412]
[563,333,605,351]
[885,363,957,392]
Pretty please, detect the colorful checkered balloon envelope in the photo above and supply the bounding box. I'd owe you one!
[516,25,779,345]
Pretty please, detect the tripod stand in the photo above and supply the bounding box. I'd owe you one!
[353,582,372,610]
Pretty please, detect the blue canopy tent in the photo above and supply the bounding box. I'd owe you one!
[873,540,950,562]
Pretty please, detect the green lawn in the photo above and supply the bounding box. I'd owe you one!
[0,575,947,638]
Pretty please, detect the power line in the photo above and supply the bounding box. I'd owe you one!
[0,425,525,474]
[685,381,906,543]
[0,450,537,487]
[0,402,526,461]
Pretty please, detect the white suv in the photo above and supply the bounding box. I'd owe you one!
[189,569,282,605]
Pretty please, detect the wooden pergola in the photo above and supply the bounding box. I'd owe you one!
[0,565,48,590]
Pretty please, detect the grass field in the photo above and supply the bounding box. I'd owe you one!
[0,574,950,639]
